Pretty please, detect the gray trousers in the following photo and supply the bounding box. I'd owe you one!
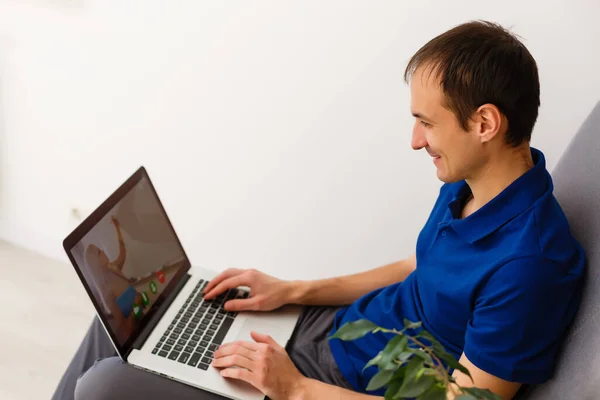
[51,306,352,400]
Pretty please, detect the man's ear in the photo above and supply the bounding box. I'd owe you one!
[474,104,503,143]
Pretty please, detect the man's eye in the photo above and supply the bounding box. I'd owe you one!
[420,120,431,128]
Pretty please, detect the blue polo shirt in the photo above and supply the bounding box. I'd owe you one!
[329,148,585,395]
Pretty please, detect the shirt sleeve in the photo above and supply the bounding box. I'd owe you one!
[463,255,581,384]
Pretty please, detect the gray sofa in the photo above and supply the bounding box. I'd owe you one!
[517,101,600,400]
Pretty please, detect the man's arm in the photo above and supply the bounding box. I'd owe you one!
[449,353,521,400]
[298,352,520,400]
[290,254,417,306]
[203,254,416,310]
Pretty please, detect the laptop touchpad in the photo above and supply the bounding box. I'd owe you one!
[235,319,286,345]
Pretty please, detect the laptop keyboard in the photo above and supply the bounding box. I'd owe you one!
[151,279,248,371]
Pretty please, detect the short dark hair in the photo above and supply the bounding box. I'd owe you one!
[404,20,540,147]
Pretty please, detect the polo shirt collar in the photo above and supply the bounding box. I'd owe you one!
[446,148,551,244]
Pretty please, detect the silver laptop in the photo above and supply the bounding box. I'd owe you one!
[63,167,300,400]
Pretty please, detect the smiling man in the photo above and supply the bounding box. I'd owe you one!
[204,20,585,399]
[53,20,585,400]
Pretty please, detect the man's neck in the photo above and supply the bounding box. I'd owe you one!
[464,145,535,216]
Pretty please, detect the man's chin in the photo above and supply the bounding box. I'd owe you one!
[436,170,461,183]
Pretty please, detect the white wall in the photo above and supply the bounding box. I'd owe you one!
[0,0,599,280]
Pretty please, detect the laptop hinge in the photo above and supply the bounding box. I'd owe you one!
[126,272,192,359]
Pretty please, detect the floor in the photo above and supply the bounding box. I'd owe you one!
[0,240,93,400]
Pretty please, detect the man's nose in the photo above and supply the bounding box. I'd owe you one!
[411,126,427,150]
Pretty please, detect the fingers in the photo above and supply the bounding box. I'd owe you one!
[219,367,257,388]
[251,331,280,349]
[212,353,255,371]
[214,340,261,359]
[204,274,248,300]
[212,341,262,387]
[223,297,260,312]
[203,268,243,297]
[214,341,263,392]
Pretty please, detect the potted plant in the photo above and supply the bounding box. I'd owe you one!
[331,319,502,400]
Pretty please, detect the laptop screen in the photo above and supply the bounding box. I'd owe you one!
[64,169,190,356]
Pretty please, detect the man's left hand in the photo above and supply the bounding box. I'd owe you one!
[212,332,306,400]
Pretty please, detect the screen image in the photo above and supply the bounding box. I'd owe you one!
[70,176,187,346]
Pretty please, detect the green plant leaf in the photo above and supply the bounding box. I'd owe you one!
[330,320,378,341]
[366,368,396,391]
[365,335,411,373]
[384,379,403,400]
[380,335,409,370]
[393,358,436,398]
[403,318,423,330]
[417,331,446,355]
[407,347,434,366]
[395,375,435,399]
[437,352,472,380]
[384,366,408,400]
[357,321,501,400]
[416,330,471,378]
[461,387,502,400]
[384,377,404,400]
[396,351,413,363]
[417,385,447,400]
[363,351,384,371]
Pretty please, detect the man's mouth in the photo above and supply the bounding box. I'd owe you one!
[428,153,441,165]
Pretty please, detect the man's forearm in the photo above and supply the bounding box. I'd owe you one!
[292,378,382,400]
[288,254,416,306]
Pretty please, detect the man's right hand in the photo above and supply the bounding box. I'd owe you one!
[203,268,294,312]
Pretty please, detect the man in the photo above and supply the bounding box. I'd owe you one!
[52,20,584,400]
